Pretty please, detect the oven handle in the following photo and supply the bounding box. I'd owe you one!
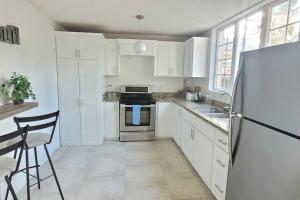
[120,104,156,108]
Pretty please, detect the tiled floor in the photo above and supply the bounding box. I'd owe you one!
[18,139,215,200]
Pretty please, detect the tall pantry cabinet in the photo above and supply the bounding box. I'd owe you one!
[55,32,105,145]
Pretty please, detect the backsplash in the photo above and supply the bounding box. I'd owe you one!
[104,56,184,93]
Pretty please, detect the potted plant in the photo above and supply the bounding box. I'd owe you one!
[1,72,36,105]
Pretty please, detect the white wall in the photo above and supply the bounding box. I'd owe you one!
[0,0,61,196]
[105,56,184,92]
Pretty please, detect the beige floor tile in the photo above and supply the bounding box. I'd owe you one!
[126,184,173,200]
[17,140,215,200]
[167,177,214,200]
[125,163,166,188]
[76,176,125,200]
[86,157,125,177]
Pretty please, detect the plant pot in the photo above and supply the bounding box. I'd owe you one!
[13,99,24,105]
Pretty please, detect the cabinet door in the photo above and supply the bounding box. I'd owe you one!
[57,59,81,145]
[192,130,214,187]
[156,102,174,138]
[56,34,78,59]
[104,102,118,139]
[105,39,119,75]
[184,39,193,77]
[211,145,229,200]
[157,44,170,76]
[79,60,103,145]
[173,104,182,146]
[170,43,184,77]
[181,119,193,162]
[78,35,105,60]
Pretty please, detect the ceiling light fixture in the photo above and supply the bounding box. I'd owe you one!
[134,15,146,54]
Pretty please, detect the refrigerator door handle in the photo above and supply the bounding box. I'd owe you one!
[229,113,243,168]
[228,54,244,169]
[229,54,244,115]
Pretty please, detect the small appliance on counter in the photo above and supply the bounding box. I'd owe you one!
[185,86,205,103]
[119,85,156,141]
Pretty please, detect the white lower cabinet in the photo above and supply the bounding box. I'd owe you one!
[103,102,119,140]
[181,117,213,187]
[211,144,229,200]
[173,104,182,146]
[192,129,214,187]
[181,119,194,161]
[156,102,176,138]
[165,102,229,200]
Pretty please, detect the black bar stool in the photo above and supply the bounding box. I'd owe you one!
[5,111,64,200]
[0,126,28,200]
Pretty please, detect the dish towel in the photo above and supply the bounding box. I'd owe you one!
[132,105,141,125]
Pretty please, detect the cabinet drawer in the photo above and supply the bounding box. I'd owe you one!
[211,145,229,200]
[182,109,215,140]
[215,128,229,152]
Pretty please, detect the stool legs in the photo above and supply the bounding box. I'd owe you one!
[34,147,41,189]
[5,176,18,200]
[5,148,23,200]
[25,149,30,200]
[44,144,64,200]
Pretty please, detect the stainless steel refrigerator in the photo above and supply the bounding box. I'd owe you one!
[226,41,300,200]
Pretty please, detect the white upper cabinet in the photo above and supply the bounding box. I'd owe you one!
[157,44,170,76]
[105,39,119,75]
[170,43,184,77]
[184,37,208,77]
[118,39,157,56]
[56,32,105,60]
[56,34,78,59]
[78,35,105,60]
[156,42,184,77]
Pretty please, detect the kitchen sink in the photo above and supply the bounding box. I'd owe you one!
[205,113,229,118]
[194,106,224,114]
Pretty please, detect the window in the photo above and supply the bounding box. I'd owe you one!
[238,12,263,52]
[268,0,300,46]
[211,0,300,93]
[214,25,235,91]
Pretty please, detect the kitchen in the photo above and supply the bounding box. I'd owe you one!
[0,0,299,200]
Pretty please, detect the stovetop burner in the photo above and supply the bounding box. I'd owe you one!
[119,93,156,105]
[119,85,156,105]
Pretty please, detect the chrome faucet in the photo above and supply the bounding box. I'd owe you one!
[219,92,232,112]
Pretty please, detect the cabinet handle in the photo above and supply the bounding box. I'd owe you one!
[168,68,171,76]
[190,129,195,139]
[216,159,226,168]
[171,68,174,76]
[218,139,228,146]
[214,184,224,194]
[78,49,81,58]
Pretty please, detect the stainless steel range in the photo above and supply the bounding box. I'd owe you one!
[119,85,156,141]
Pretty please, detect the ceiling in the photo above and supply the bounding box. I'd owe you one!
[27,0,264,36]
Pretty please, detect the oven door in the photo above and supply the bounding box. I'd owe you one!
[120,104,156,132]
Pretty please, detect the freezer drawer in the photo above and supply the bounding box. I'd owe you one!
[211,144,229,200]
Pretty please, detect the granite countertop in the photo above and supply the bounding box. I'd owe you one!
[156,96,229,133]
[103,93,229,133]
[103,95,120,102]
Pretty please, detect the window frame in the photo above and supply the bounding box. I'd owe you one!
[266,0,300,46]
[213,23,238,92]
[210,0,300,93]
